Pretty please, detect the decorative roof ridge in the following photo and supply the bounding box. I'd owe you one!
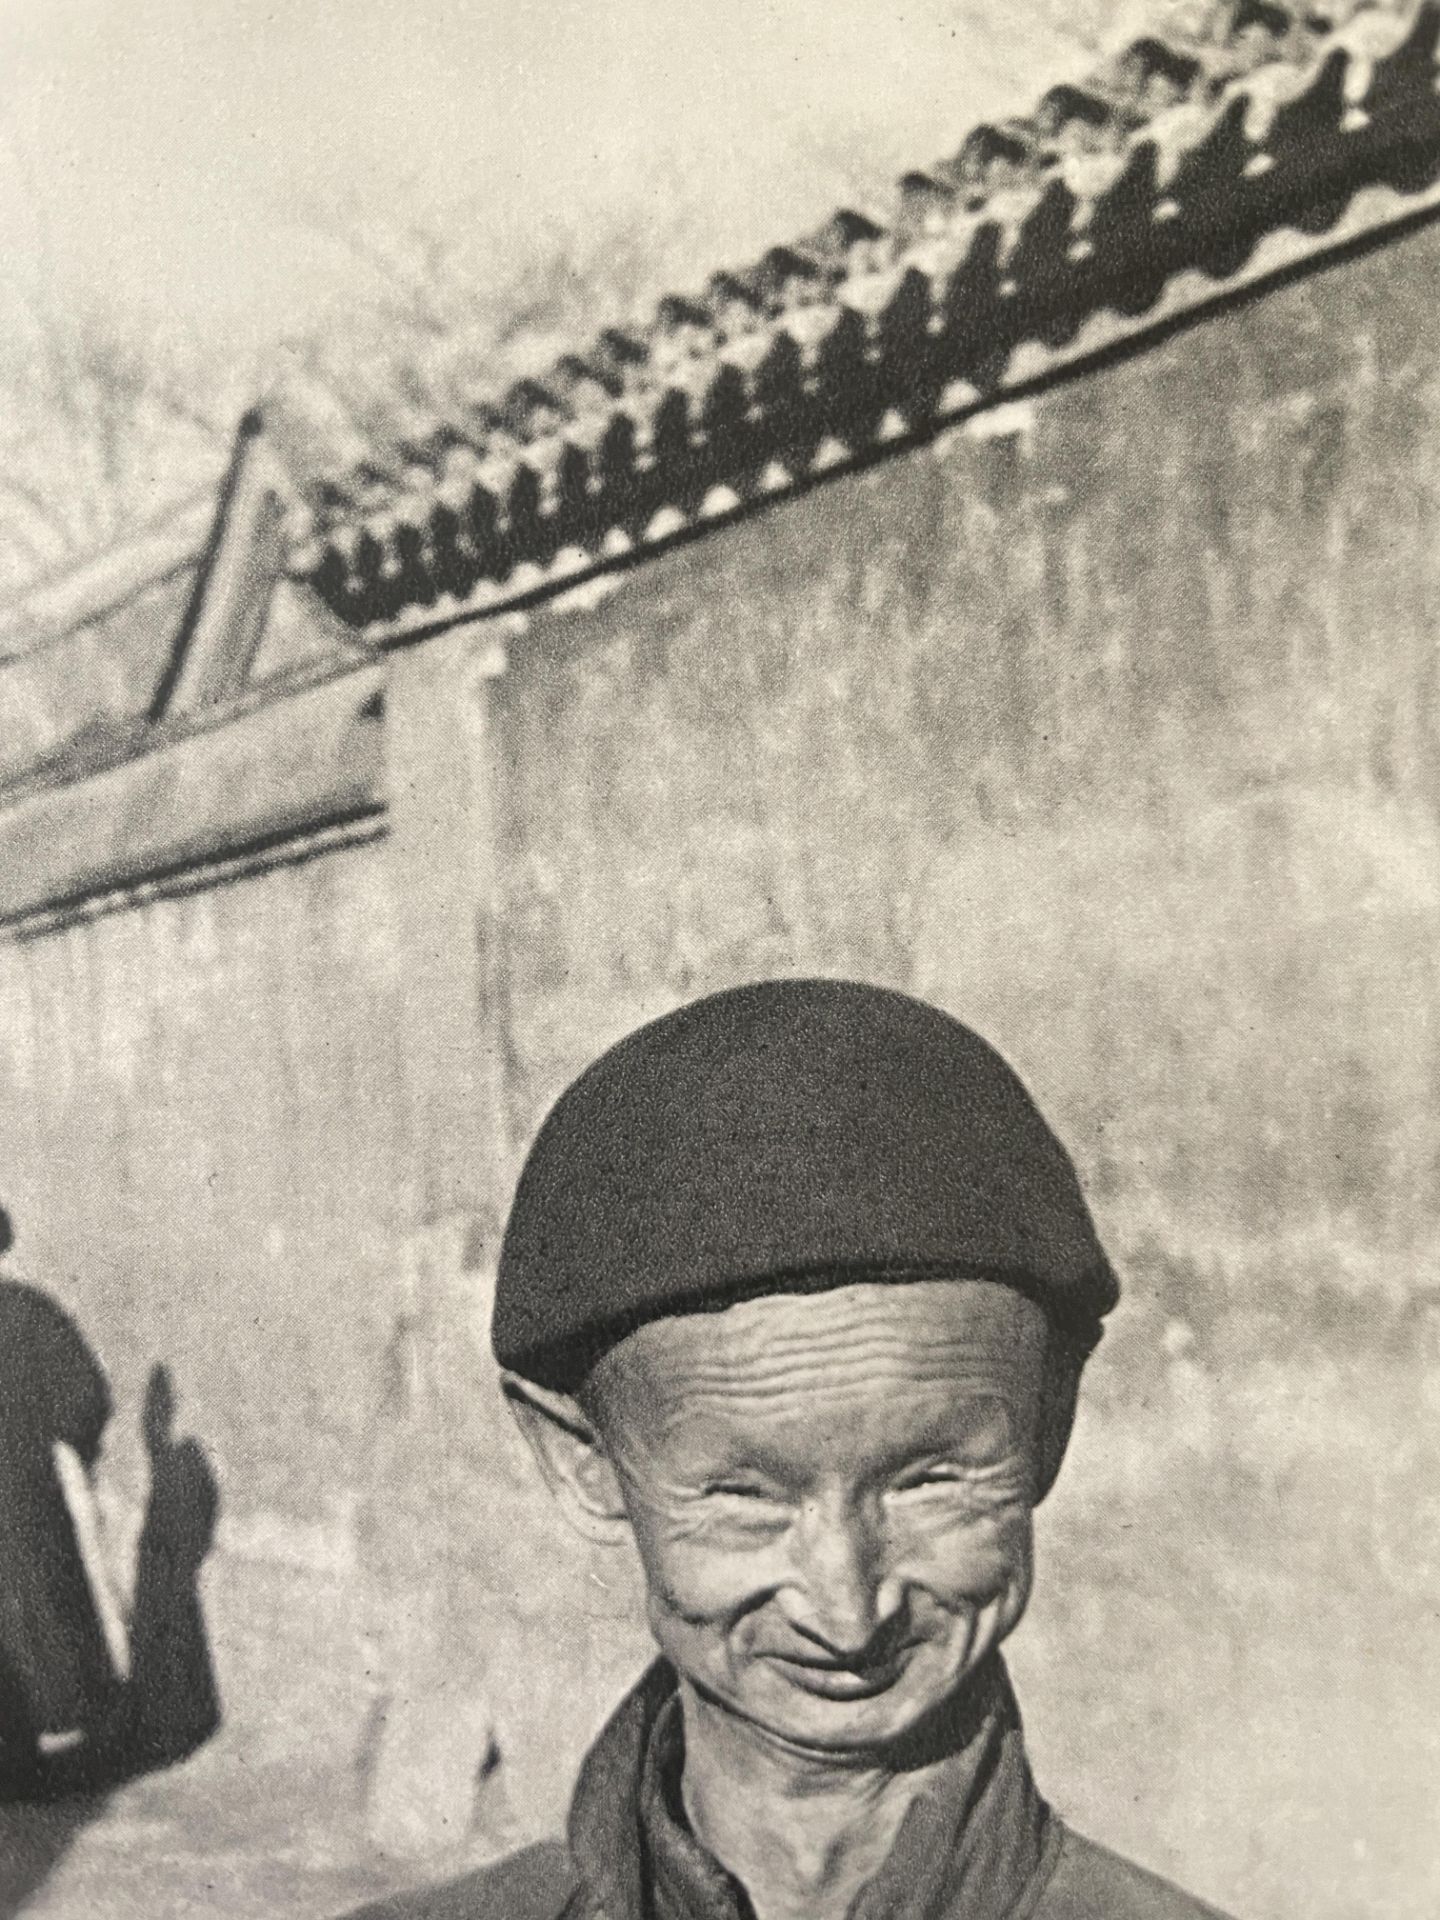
[277,0,1440,636]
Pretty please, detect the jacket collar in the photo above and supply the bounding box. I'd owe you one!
[566,1656,1053,1920]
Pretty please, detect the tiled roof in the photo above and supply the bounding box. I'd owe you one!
[275,0,1440,637]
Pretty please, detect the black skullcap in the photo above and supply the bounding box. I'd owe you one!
[494,979,1118,1388]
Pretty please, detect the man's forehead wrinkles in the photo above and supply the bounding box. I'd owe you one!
[644,1385,1019,1465]
[671,1307,1024,1356]
[612,1348,1037,1468]
[587,1280,1048,1450]
[635,1290,1038,1380]
[643,1341,1031,1409]
[653,1278,1036,1346]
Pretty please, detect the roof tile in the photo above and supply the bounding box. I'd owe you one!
[265,0,1440,635]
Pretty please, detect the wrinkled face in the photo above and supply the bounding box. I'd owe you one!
[583,1279,1047,1757]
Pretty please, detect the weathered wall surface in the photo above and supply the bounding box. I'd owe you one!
[489,218,1440,1919]
[3,222,1440,1919]
[0,838,402,1529]
[497,226,1440,1293]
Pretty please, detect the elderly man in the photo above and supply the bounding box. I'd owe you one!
[365,980,1229,1920]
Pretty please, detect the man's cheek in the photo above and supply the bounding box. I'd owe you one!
[897,1506,1033,1607]
[633,1519,783,1625]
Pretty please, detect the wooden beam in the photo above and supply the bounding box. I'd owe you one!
[148,412,291,724]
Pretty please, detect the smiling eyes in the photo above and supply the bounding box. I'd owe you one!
[891,1466,972,1494]
[687,1397,1021,1508]
[702,1462,1003,1504]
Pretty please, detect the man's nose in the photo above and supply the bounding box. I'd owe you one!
[783,1495,900,1654]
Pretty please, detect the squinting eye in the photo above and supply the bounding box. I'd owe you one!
[894,1469,963,1494]
[892,1461,1014,1496]
[706,1480,777,1501]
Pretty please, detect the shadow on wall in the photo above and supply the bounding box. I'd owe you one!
[0,1208,221,1919]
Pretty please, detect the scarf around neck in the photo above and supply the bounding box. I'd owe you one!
[564,1655,1059,1920]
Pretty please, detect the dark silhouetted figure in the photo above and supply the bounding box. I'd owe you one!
[0,1268,119,1777]
[0,1209,221,1912]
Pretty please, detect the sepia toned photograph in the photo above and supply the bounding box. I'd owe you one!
[2,1,1438,1916]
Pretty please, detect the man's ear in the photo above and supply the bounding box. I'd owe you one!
[1034,1337,1083,1504]
[501,1372,631,1546]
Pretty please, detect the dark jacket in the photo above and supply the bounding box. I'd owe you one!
[345,1660,1233,1920]
[0,1280,115,1737]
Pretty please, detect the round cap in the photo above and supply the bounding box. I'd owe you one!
[494,979,1118,1387]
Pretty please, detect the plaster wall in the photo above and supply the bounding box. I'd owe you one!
[3,220,1439,1918]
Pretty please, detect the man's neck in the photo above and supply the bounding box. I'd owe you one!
[676,1682,955,1920]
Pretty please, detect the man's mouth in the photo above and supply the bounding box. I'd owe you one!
[764,1644,915,1700]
